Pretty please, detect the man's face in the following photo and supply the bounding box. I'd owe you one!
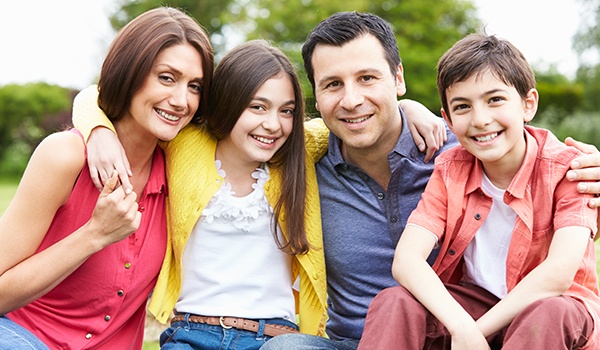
[311,34,406,155]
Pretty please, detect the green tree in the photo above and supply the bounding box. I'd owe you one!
[108,0,237,53]
[0,83,72,176]
[240,0,481,113]
[111,0,480,114]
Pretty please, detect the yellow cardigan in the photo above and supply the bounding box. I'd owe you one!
[72,85,329,336]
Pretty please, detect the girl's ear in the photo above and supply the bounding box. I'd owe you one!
[441,108,453,130]
[523,88,539,123]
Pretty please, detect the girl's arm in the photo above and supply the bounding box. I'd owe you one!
[475,226,591,337]
[393,227,490,350]
[72,85,132,193]
[400,99,447,162]
[0,132,140,314]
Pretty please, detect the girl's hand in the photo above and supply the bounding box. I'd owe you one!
[87,127,133,194]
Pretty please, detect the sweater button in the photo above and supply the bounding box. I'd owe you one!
[474,213,481,220]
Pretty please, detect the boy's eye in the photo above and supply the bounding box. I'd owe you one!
[453,104,469,111]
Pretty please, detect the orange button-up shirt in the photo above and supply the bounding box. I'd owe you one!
[408,126,600,349]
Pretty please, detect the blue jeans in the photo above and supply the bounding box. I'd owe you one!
[259,333,359,350]
[0,315,49,350]
[160,314,298,350]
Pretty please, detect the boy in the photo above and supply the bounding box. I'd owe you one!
[357,33,600,349]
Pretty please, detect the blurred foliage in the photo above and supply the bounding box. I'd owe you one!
[0,83,73,177]
[1,0,600,178]
[108,0,481,114]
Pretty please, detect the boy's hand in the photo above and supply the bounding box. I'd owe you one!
[565,137,600,208]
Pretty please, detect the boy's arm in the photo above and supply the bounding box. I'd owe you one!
[475,226,591,337]
[72,85,132,193]
[393,226,490,349]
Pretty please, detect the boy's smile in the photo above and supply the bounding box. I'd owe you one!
[441,70,538,187]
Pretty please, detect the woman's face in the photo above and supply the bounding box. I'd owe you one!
[218,73,295,169]
[126,43,204,142]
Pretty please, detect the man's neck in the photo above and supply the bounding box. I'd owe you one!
[341,132,400,191]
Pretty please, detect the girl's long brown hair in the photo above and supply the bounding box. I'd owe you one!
[206,40,309,255]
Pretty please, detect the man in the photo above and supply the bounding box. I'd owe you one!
[261,11,600,350]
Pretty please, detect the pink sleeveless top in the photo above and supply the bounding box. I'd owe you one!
[8,130,168,349]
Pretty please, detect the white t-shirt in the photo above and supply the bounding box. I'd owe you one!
[462,173,516,299]
[176,162,295,321]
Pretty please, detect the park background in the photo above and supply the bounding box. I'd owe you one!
[1,0,600,348]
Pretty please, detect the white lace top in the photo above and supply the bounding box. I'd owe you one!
[176,161,295,320]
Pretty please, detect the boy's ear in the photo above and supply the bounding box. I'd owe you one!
[441,108,453,130]
[523,88,539,123]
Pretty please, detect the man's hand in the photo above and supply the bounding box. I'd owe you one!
[565,137,600,208]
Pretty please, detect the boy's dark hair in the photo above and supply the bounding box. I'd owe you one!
[437,33,536,118]
[98,7,214,124]
[301,11,401,92]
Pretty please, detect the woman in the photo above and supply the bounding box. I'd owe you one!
[0,7,213,349]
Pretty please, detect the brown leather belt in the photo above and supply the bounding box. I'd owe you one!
[170,314,299,337]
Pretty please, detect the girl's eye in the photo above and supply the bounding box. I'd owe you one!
[250,105,266,111]
[489,96,503,103]
[281,108,295,116]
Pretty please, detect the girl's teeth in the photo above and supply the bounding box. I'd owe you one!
[254,136,275,144]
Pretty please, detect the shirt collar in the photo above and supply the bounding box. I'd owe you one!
[465,128,538,198]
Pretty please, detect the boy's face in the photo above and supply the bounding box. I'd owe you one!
[441,70,538,172]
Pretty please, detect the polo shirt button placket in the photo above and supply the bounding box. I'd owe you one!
[85,333,92,339]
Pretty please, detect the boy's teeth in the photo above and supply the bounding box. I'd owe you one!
[475,132,498,142]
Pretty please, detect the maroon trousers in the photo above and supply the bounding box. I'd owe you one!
[357,284,593,350]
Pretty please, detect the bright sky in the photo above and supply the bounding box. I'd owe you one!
[0,0,586,90]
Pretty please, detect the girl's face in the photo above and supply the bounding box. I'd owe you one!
[126,43,204,142]
[219,73,295,168]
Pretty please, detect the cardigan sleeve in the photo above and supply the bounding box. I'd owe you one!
[72,85,116,141]
[304,118,329,164]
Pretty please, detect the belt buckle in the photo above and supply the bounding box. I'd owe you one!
[219,316,233,329]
